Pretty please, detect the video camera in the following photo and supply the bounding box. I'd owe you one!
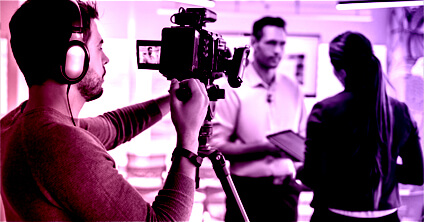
[137,7,250,101]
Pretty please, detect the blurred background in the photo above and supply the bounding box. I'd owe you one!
[1,0,423,221]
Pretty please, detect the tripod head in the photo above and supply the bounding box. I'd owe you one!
[176,86,220,153]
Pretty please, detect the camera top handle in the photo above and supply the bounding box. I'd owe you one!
[171,8,217,29]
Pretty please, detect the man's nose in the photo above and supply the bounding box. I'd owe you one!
[273,46,283,55]
[103,52,110,65]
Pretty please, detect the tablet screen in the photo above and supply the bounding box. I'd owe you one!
[267,130,305,162]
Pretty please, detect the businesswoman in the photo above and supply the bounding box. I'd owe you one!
[298,31,424,222]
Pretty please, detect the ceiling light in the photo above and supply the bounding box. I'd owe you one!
[337,0,423,10]
[166,0,215,8]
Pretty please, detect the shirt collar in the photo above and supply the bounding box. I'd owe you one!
[243,64,274,89]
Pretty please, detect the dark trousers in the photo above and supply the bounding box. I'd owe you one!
[225,175,301,222]
[311,208,400,222]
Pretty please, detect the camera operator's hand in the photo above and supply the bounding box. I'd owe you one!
[169,78,209,153]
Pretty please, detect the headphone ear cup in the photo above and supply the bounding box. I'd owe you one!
[62,40,90,84]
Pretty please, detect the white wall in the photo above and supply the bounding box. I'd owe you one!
[89,1,391,110]
[75,1,392,159]
[95,1,390,43]
[1,0,393,160]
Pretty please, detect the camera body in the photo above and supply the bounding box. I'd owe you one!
[138,8,250,93]
[160,26,226,82]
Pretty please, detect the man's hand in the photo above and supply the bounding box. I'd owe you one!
[169,78,209,153]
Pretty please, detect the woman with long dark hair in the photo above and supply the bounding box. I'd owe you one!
[298,31,423,222]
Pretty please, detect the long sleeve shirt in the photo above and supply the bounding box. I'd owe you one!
[298,91,424,211]
[1,100,195,221]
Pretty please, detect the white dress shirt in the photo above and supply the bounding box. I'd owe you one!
[211,64,307,178]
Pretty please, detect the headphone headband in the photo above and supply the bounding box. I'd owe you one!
[70,0,83,29]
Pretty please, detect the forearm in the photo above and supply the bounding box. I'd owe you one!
[153,165,196,221]
[79,99,163,150]
[173,135,199,179]
[297,149,318,189]
[168,156,197,184]
[152,131,200,221]
[110,95,169,147]
[397,158,424,185]
[397,130,424,185]
[154,94,170,117]
[105,100,163,148]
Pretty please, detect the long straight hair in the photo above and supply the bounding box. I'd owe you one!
[329,31,394,209]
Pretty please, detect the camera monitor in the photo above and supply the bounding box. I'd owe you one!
[136,40,161,70]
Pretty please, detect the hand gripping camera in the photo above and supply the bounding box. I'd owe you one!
[137,7,250,101]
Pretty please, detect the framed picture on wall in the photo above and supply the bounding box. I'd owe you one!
[222,33,320,97]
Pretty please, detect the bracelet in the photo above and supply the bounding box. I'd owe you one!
[171,147,203,167]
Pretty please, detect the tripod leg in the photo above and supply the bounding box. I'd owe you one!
[197,101,249,221]
[207,150,250,222]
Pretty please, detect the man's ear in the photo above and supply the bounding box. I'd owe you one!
[250,36,258,47]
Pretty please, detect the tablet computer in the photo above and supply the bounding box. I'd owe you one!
[267,130,306,162]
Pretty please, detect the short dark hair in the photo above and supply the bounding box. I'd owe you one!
[252,16,286,40]
[9,0,98,87]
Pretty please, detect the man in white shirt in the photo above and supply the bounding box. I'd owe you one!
[211,16,307,222]
[143,47,159,64]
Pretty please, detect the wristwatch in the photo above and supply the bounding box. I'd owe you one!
[171,147,203,167]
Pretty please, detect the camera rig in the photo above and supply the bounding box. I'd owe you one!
[138,7,251,221]
[159,7,250,101]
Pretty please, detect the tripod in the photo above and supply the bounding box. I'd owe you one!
[196,98,249,222]
[175,75,249,221]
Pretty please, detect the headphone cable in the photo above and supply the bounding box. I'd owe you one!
[66,84,77,126]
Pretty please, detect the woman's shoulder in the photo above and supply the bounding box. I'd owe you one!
[388,96,407,110]
[389,97,415,124]
[313,91,355,111]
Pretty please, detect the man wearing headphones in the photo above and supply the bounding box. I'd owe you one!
[1,0,209,220]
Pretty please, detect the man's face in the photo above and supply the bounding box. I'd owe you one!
[252,25,287,69]
[77,19,109,102]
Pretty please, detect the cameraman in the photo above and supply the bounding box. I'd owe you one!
[211,16,306,222]
[0,0,208,221]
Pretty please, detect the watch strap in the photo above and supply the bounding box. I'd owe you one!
[171,147,203,167]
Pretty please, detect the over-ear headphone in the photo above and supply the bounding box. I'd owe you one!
[61,0,90,84]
